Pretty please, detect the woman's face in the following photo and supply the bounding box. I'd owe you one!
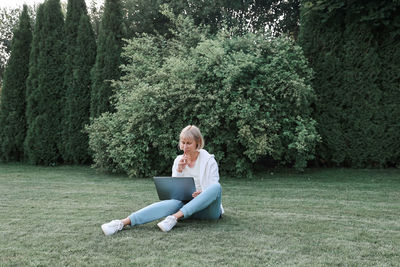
[180,138,197,154]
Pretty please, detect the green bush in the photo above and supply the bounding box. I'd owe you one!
[86,13,319,178]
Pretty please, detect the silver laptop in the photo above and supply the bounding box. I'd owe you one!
[153,177,196,201]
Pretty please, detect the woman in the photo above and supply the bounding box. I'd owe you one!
[101,125,223,235]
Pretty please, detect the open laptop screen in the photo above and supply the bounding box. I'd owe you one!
[153,177,196,201]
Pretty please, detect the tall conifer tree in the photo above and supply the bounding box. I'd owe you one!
[24,0,65,165]
[299,1,400,167]
[0,5,32,161]
[64,14,96,163]
[64,0,87,92]
[90,0,123,118]
[62,0,93,162]
[25,3,44,162]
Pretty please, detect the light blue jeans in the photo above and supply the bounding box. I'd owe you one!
[128,183,222,226]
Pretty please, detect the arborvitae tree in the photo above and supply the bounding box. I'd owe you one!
[299,0,400,167]
[90,0,123,118]
[88,0,103,38]
[25,4,44,161]
[0,5,32,162]
[63,14,96,164]
[61,0,90,162]
[24,0,65,165]
[64,0,87,90]
[0,7,21,85]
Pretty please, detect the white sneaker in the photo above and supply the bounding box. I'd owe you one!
[101,220,124,236]
[157,215,177,232]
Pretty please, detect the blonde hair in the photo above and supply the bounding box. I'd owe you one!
[179,125,204,150]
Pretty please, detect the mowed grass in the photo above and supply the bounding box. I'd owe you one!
[0,164,399,266]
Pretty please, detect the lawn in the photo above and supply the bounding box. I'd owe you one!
[0,164,399,266]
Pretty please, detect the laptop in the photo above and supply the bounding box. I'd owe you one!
[153,176,196,201]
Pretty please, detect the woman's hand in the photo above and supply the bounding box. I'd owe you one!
[192,190,202,198]
[177,154,188,172]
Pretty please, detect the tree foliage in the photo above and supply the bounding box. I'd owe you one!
[24,0,65,165]
[121,0,300,39]
[0,5,32,162]
[25,3,45,162]
[64,13,97,164]
[0,7,21,85]
[299,0,400,167]
[90,0,123,118]
[62,0,95,163]
[63,0,89,107]
[86,12,318,177]
[88,0,104,38]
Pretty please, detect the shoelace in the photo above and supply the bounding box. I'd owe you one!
[167,216,176,224]
[111,220,123,230]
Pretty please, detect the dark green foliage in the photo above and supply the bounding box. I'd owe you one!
[122,0,300,38]
[61,0,88,161]
[63,0,87,94]
[24,0,65,165]
[0,5,32,162]
[88,0,103,38]
[63,14,96,164]
[90,0,123,118]
[25,4,45,160]
[122,0,171,38]
[86,14,318,177]
[62,0,96,163]
[299,0,400,167]
[218,0,300,37]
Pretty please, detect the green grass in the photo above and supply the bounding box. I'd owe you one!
[0,164,399,266]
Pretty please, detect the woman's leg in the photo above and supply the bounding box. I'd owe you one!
[178,183,222,220]
[127,199,184,226]
[102,199,184,235]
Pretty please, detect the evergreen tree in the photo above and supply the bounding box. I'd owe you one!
[0,5,32,161]
[61,0,91,162]
[299,0,400,167]
[24,0,65,165]
[25,3,45,161]
[90,0,123,118]
[0,6,21,85]
[64,0,87,89]
[64,14,96,164]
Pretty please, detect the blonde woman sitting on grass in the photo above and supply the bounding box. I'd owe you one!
[101,125,224,235]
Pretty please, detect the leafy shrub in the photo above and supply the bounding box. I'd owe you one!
[86,13,319,177]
